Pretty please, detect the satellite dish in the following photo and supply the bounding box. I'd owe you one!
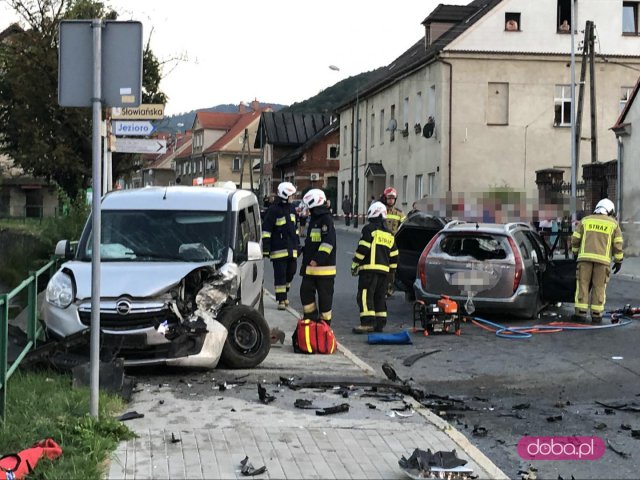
[423,116,435,138]
[386,118,397,131]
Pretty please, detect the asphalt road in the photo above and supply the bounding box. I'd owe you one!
[265,226,640,480]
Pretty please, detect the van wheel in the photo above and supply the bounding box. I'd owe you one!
[218,305,270,369]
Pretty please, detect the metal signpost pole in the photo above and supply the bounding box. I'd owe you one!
[354,91,359,228]
[90,19,103,419]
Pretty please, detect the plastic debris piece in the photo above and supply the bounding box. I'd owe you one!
[402,350,441,367]
[240,455,267,476]
[471,425,488,437]
[117,411,144,422]
[171,433,181,444]
[316,403,349,416]
[257,383,275,404]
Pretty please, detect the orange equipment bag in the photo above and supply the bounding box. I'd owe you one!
[292,319,337,354]
[0,438,62,480]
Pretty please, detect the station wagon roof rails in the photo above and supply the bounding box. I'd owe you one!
[443,220,467,230]
[506,222,532,230]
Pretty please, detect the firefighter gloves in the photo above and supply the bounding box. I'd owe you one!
[613,262,622,274]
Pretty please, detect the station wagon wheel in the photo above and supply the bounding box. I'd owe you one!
[218,305,270,369]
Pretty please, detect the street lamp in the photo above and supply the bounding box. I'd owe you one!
[329,65,360,228]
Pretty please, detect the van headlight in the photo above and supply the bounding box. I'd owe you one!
[46,271,74,308]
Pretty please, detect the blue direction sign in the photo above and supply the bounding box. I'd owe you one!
[113,121,155,136]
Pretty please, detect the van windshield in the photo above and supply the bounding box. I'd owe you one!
[78,210,228,262]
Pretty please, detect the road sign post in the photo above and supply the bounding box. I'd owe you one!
[58,19,143,419]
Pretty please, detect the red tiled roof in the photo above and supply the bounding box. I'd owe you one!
[203,110,263,154]
[195,111,240,130]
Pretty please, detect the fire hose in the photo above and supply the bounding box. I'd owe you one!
[470,308,637,339]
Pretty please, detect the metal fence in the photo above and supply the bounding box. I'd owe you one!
[0,258,58,423]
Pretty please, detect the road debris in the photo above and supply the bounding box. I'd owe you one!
[270,327,285,345]
[293,399,316,410]
[240,455,267,476]
[399,447,473,479]
[402,350,441,367]
[512,403,530,410]
[595,400,640,412]
[518,465,538,480]
[257,383,275,404]
[117,411,144,422]
[606,438,630,458]
[316,403,349,416]
[546,414,563,422]
[471,425,488,437]
[170,433,181,444]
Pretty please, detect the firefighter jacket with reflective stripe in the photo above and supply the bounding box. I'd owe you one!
[571,214,624,265]
[262,198,299,260]
[301,206,336,276]
[352,217,399,273]
[385,206,406,235]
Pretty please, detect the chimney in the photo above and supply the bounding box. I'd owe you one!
[239,101,246,114]
[251,99,260,111]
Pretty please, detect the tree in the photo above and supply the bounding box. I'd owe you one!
[0,0,167,198]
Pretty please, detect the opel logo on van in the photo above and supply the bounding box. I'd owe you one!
[116,300,132,316]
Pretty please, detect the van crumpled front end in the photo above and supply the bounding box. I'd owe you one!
[43,264,241,368]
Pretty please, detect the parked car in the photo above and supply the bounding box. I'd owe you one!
[413,221,576,319]
[394,212,449,299]
[42,185,270,369]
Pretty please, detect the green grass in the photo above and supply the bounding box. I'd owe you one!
[0,218,47,235]
[1,369,135,479]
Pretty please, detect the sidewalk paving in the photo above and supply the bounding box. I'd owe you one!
[107,292,508,480]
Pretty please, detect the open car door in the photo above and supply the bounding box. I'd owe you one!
[526,230,576,304]
[541,257,576,303]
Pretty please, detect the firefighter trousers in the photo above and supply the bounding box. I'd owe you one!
[272,257,297,302]
[357,271,388,331]
[300,275,335,322]
[575,261,611,318]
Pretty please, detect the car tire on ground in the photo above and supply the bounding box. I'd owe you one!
[218,305,270,369]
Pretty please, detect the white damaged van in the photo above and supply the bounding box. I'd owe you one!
[42,185,269,369]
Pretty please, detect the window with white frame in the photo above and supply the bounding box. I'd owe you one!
[620,86,634,111]
[402,175,408,203]
[233,157,241,171]
[428,85,436,117]
[390,104,396,142]
[379,109,385,145]
[623,2,639,34]
[428,172,436,195]
[370,113,375,147]
[403,97,409,131]
[554,85,572,127]
[415,92,423,125]
[415,174,423,199]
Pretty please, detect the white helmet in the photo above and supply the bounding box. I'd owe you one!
[277,181,296,200]
[302,189,326,209]
[594,198,615,216]
[368,201,387,219]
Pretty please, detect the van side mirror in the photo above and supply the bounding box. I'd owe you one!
[247,241,262,261]
[54,240,73,260]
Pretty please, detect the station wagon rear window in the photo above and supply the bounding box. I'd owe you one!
[437,234,509,261]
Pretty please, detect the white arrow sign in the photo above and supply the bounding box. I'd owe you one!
[114,138,166,154]
[113,121,155,136]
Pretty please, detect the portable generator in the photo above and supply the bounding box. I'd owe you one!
[413,295,462,336]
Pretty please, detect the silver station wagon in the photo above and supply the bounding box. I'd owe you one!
[413,221,576,319]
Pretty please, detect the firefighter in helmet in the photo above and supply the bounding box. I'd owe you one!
[351,201,399,333]
[571,198,624,323]
[381,187,405,297]
[299,189,337,324]
[262,182,300,310]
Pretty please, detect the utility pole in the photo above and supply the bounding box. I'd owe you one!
[569,0,577,221]
[575,20,598,168]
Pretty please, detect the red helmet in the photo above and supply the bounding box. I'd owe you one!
[383,187,397,199]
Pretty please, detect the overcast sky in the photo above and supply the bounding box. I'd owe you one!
[1,0,467,116]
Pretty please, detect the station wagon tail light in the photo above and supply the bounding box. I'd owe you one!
[507,237,523,293]
[418,233,441,289]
